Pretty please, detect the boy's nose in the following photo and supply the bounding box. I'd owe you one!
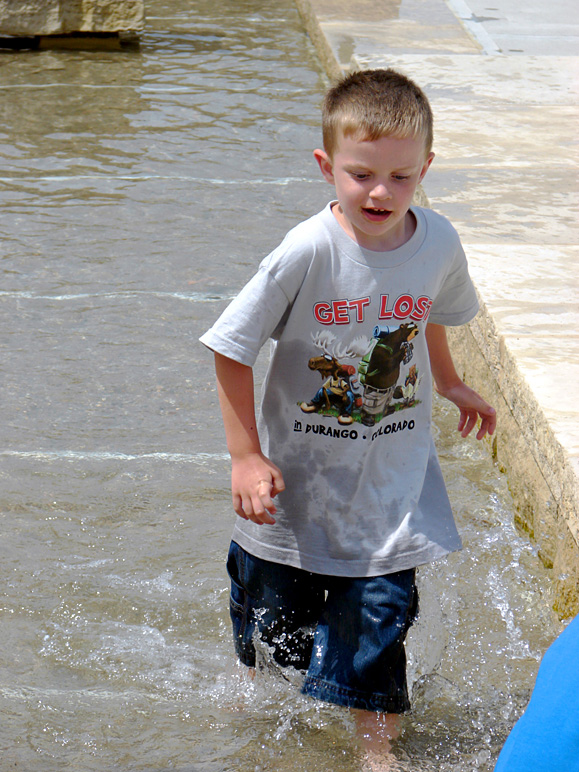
[370,182,391,199]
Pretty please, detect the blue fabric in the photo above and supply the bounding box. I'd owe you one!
[226,541,418,713]
[494,615,579,772]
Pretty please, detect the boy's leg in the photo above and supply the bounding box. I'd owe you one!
[302,568,418,711]
[301,570,417,765]
[226,541,325,670]
[302,568,418,762]
[354,709,401,769]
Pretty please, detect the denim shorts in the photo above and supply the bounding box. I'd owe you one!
[226,541,419,713]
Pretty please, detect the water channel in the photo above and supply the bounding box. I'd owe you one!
[0,1,562,770]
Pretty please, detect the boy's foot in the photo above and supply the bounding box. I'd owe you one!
[338,414,353,425]
[362,750,400,772]
[300,401,317,413]
[354,709,401,771]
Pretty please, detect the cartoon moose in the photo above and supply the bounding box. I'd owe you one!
[358,323,419,426]
[300,331,365,426]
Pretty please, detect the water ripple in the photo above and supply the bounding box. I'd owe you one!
[0,174,315,184]
[0,450,229,463]
[0,289,231,302]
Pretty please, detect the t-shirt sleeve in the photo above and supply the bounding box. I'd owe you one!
[199,229,314,366]
[427,233,479,326]
[199,266,291,366]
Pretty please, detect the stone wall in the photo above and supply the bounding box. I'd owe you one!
[448,308,579,619]
[0,0,144,36]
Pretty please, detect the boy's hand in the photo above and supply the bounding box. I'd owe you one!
[214,353,285,525]
[436,381,497,440]
[231,452,285,525]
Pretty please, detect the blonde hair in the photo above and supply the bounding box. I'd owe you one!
[321,68,433,158]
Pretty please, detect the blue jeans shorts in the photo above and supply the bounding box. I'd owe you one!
[226,541,419,713]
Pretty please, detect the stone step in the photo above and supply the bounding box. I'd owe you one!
[0,0,144,37]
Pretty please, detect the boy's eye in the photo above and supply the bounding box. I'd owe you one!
[393,174,410,181]
[351,172,370,180]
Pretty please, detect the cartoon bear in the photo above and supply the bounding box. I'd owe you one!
[358,323,419,426]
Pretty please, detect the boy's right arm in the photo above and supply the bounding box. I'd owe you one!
[214,352,285,525]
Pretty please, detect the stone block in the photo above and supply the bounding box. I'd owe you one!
[447,313,579,619]
[553,523,579,619]
[0,0,144,36]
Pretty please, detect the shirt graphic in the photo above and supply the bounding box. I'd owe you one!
[299,326,423,428]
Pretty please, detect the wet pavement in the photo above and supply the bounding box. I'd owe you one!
[300,0,579,606]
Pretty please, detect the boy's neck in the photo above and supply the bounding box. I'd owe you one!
[331,203,417,252]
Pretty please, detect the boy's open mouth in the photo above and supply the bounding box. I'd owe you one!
[362,207,391,222]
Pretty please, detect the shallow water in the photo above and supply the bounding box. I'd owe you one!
[0,1,561,770]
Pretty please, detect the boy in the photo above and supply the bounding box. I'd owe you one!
[200,69,496,755]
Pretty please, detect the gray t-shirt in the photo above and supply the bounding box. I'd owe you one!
[200,202,479,577]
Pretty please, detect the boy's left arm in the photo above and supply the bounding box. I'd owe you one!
[425,323,496,440]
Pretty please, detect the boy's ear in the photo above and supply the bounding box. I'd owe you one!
[418,151,435,183]
[313,148,335,184]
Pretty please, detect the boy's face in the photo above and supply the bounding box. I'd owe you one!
[314,132,434,251]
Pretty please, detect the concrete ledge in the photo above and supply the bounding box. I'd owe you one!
[0,0,144,36]
[448,306,579,618]
[294,0,579,617]
[294,0,343,80]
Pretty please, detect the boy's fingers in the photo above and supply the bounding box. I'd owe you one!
[476,410,496,440]
[231,467,283,524]
[256,480,277,519]
[271,470,286,496]
[457,401,497,440]
[461,421,475,438]
[249,501,276,525]
[232,494,248,520]
[237,481,275,525]
[485,408,497,435]
[240,494,255,519]
[459,411,477,437]
[475,418,488,440]
[258,475,284,504]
